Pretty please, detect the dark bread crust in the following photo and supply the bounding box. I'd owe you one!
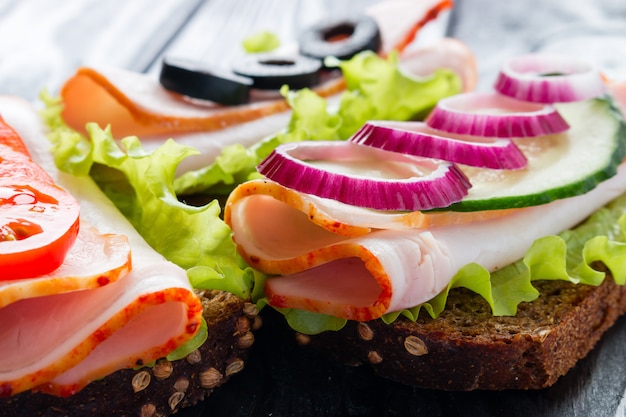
[301,276,626,390]
[0,290,259,417]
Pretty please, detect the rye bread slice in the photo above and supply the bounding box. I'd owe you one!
[0,290,260,417]
[298,275,626,390]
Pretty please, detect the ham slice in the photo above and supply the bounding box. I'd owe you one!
[0,226,131,308]
[0,97,203,397]
[59,65,318,138]
[367,0,453,54]
[399,37,478,92]
[226,164,626,321]
[225,178,518,241]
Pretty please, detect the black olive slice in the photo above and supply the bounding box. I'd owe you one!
[231,54,322,90]
[298,14,382,63]
[159,57,252,106]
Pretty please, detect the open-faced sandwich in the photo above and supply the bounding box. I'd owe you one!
[0,1,461,415]
[0,96,259,416]
[223,55,626,390]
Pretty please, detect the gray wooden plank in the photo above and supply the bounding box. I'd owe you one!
[145,0,382,75]
[448,0,626,90]
[0,0,203,101]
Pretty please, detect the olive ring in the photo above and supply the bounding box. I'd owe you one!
[231,53,322,90]
[159,14,381,105]
[298,13,382,63]
[159,57,252,106]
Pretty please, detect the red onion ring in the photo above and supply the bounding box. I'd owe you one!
[257,141,471,211]
[494,53,606,103]
[350,120,527,170]
[425,91,570,138]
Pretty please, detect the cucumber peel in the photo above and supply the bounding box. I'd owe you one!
[445,97,626,212]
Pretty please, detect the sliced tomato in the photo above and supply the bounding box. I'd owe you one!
[0,117,80,280]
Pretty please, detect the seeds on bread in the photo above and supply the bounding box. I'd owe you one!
[299,274,626,390]
[0,290,259,417]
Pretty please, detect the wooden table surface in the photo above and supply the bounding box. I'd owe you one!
[1,1,626,416]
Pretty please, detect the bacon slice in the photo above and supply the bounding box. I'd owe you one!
[0,97,202,397]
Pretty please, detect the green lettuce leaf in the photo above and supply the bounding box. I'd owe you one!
[39,92,260,301]
[242,30,281,53]
[328,52,461,137]
[40,91,93,175]
[283,309,347,335]
[166,317,208,361]
[173,51,461,196]
[173,87,337,195]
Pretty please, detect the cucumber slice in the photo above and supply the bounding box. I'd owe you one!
[445,97,626,212]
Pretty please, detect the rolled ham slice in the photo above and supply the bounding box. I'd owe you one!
[225,164,626,321]
[59,65,314,138]
[225,178,518,240]
[399,37,478,92]
[0,97,203,397]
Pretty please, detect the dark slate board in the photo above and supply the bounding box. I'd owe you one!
[179,309,626,417]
